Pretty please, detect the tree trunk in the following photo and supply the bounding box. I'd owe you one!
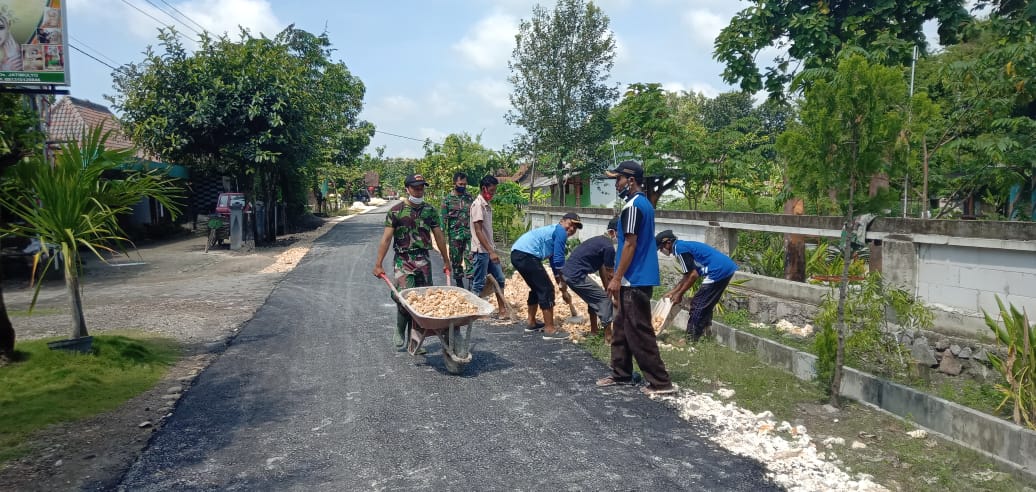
[0,260,14,359]
[63,247,88,339]
[783,198,806,282]
[830,178,856,407]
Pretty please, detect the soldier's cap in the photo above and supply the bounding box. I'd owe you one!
[562,212,583,229]
[604,160,643,180]
[404,174,428,187]
[655,229,677,249]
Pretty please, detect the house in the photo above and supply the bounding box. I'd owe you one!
[47,96,194,227]
[511,163,616,207]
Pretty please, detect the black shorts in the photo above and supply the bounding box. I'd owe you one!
[510,249,555,309]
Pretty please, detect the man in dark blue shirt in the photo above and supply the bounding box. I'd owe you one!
[560,217,618,341]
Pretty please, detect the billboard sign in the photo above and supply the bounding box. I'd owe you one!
[0,0,69,85]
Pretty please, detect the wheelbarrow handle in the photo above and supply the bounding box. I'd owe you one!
[378,273,401,297]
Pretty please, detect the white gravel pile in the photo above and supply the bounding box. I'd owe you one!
[660,391,887,492]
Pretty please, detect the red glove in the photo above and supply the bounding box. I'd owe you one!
[444,267,452,279]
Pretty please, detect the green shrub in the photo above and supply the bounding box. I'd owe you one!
[983,296,1036,429]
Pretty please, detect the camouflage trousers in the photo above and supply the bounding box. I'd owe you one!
[393,254,433,342]
[447,238,473,288]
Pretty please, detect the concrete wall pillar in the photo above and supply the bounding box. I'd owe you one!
[883,237,917,294]
[705,225,738,255]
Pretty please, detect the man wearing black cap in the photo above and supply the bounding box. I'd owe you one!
[509,212,582,339]
[596,160,676,396]
[560,216,619,341]
[373,174,452,350]
[656,230,738,342]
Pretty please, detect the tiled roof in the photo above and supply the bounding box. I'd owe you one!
[47,96,147,157]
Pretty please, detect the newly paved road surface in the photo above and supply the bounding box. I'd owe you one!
[119,206,778,490]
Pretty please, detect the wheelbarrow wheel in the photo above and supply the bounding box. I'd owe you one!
[443,352,465,375]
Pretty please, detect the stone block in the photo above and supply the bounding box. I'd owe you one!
[938,353,963,376]
[911,338,938,366]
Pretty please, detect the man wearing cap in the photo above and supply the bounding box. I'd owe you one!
[373,174,452,350]
[596,160,677,396]
[656,230,738,342]
[441,171,474,288]
[560,216,619,342]
[509,212,582,339]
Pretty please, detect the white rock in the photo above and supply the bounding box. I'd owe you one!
[716,388,736,399]
[907,429,928,439]
[851,441,867,449]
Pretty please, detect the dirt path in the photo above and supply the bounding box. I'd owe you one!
[0,213,357,491]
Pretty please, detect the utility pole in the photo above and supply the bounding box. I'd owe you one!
[904,45,917,218]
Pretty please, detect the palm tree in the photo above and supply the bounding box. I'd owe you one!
[0,126,182,340]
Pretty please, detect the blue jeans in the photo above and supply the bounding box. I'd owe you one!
[469,252,505,296]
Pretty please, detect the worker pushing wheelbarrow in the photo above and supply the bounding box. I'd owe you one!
[372,173,494,374]
[379,275,493,374]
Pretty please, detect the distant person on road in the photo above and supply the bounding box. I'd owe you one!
[468,175,509,317]
[596,160,676,396]
[560,216,618,342]
[510,212,582,340]
[441,171,474,289]
[373,174,452,350]
[655,230,738,343]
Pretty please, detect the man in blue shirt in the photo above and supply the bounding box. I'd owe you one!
[656,230,739,342]
[510,212,582,339]
[596,161,676,396]
[560,216,618,342]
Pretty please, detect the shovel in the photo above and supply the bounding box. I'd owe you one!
[559,286,586,324]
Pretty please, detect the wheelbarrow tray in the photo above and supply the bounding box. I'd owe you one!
[396,285,494,331]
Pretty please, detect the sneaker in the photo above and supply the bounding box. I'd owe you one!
[541,330,569,341]
[524,321,545,333]
[595,375,635,387]
[640,384,678,396]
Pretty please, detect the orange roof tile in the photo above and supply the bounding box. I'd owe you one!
[47,96,150,158]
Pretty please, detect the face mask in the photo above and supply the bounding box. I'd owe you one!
[455,186,466,194]
[618,182,632,200]
[482,190,494,201]
[408,195,424,205]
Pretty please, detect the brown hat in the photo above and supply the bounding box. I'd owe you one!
[562,212,583,229]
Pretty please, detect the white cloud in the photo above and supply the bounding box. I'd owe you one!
[177,0,282,38]
[380,95,418,116]
[682,9,724,49]
[453,13,518,71]
[661,81,687,93]
[469,78,511,110]
[426,87,458,117]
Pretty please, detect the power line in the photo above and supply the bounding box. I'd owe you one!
[141,0,201,36]
[160,0,208,34]
[69,43,120,72]
[375,129,435,143]
[69,35,121,67]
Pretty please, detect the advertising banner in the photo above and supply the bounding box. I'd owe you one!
[0,0,69,85]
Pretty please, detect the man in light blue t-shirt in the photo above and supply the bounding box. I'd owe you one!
[510,212,582,339]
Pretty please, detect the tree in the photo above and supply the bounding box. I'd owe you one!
[607,83,704,206]
[777,50,909,406]
[418,133,499,200]
[111,26,372,241]
[714,0,971,99]
[506,0,618,202]
[0,93,43,360]
[0,128,182,341]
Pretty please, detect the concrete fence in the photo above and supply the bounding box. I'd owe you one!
[527,206,1036,340]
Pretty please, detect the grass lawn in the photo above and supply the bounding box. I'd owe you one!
[0,334,179,463]
[576,332,1031,491]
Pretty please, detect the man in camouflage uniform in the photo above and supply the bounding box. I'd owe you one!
[373,174,452,349]
[440,171,474,288]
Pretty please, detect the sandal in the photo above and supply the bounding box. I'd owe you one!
[524,321,545,333]
[595,375,634,387]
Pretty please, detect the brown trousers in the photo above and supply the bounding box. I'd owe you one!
[610,286,672,388]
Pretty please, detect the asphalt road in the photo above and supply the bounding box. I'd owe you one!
[118,206,778,491]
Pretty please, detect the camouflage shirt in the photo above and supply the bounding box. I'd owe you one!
[386,200,440,258]
[440,193,474,242]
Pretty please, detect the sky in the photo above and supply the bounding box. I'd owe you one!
[61,0,944,159]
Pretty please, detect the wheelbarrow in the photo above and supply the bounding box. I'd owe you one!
[379,275,494,374]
